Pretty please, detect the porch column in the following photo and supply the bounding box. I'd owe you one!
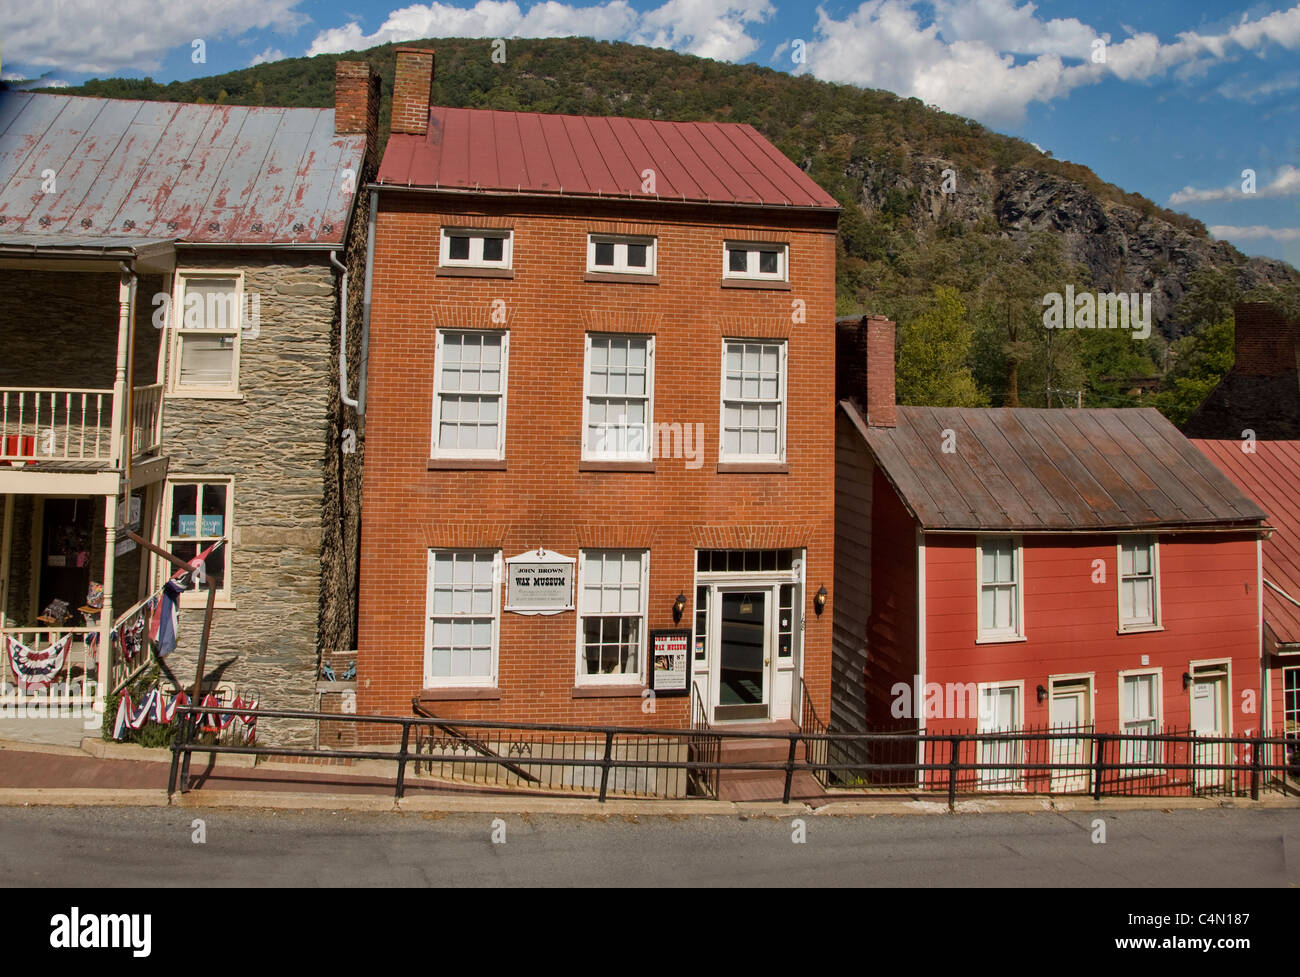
[0,494,12,625]
[96,494,118,715]
[108,266,134,471]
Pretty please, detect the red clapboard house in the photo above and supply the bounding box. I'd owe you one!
[1192,439,1300,771]
[355,47,840,751]
[833,315,1272,792]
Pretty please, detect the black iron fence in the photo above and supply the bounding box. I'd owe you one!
[166,703,1300,809]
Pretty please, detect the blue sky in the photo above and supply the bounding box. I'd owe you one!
[4,1,1299,266]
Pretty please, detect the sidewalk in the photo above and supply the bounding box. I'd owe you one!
[2,734,1298,816]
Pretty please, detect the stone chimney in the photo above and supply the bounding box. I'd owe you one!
[836,314,897,427]
[1232,302,1300,377]
[392,46,435,136]
[334,61,381,167]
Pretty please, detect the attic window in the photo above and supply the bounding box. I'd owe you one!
[587,235,656,275]
[440,228,512,269]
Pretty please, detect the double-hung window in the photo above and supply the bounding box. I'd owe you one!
[425,550,500,686]
[583,335,653,461]
[170,272,245,395]
[439,228,512,270]
[587,235,656,275]
[723,242,788,282]
[1120,671,1161,769]
[431,330,508,459]
[977,536,1023,640]
[720,340,786,462]
[1119,535,1159,630]
[577,550,648,684]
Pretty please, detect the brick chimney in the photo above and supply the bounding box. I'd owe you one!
[1232,302,1300,377]
[392,46,435,136]
[335,61,381,167]
[836,314,897,427]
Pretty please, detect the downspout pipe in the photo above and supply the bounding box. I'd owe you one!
[330,250,358,409]
[358,188,378,417]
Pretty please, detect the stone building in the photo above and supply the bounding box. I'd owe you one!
[0,63,378,744]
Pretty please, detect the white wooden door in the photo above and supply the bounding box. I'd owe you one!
[1191,673,1228,789]
[977,686,1021,789]
[1049,684,1091,793]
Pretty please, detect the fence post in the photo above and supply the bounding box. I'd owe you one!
[395,721,411,800]
[598,730,615,803]
[947,736,960,811]
[179,711,195,793]
[167,710,186,796]
[1250,733,1262,801]
[782,733,798,804]
[1092,734,1109,801]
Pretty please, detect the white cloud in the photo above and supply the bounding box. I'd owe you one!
[307,0,770,61]
[0,0,306,74]
[250,47,287,66]
[1170,165,1300,204]
[1209,224,1300,241]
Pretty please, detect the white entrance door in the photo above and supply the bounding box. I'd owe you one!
[1191,670,1228,789]
[1048,681,1092,793]
[714,588,771,722]
[977,685,1022,790]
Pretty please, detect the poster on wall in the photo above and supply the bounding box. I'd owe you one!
[649,629,691,696]
[504,548,575,615]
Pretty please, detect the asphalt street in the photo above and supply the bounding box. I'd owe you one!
[0,805,1295,886]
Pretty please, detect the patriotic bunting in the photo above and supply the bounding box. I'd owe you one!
[6,633,73,692]
[112,688,257,744]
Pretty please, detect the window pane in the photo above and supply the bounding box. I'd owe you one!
[595,242,614,266]
[728,248,747,272]
[626,244,647,267]
[758,250,779,274]
[178,334,234,386]
[170,484,198,536]
[448,235,470,260]
[481,236,504,262]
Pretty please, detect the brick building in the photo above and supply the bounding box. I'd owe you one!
[355,47,840,735]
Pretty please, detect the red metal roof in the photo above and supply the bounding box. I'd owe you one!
[1193,439,1300,647]
[0,92,365,246]
[377,106,839,209]
[843,402,1268,532]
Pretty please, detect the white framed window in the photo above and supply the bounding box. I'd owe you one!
[976,681,1024,790]
[576,550,648,685]
[587,234,656,275]
[977,536,1023,641]
[1118,535,1160,631]
[723,242,788,281]
[168,271,245,395]
[431,330,508,459]
[1119,669,1162,772]
[583,334,654,461]
[719,340,786,462]
[162,477,233,606]
[439,227,512,269]
[425,550,500,687]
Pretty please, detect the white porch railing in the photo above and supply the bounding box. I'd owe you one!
[0,626,97,705]
[0,385,164,465]
[109,593,156,694]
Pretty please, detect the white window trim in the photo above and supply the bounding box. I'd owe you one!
[160,475,235,609]
[1117,535,1162,633]
[167,269,246,398]
[718,338,787,464]
[574,549,650,687]
[975,535,1025,643]
[581,333,655,462]
[424,549,502,688]
[587,234,657,275]
[722,241,789,281]
[975,680,1025,791]
[438,227,512,269]
[430,329,509,460]
[1117,667,1164,775]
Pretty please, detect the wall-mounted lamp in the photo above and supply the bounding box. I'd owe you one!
[673,592,686,624]
[1036,684,1047,704]
[1182,671,1192,691]
[814,585,828,616]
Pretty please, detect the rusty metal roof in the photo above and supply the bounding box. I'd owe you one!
[842,402,1268,532]
[377,106,839,209]
[1194,439,1300,647]
[0,92,365,246]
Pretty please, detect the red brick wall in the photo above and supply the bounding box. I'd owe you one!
[357,193,838,735]
[391,47,434,136]
[1233,302,1299,378]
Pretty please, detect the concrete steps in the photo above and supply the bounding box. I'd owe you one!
[715,722,826,802]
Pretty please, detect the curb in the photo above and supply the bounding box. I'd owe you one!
[0,788,166,807]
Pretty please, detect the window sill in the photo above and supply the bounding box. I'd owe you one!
[572,684,645,698]
[166,391,245,401]
[1118,623,1164,635]
[974,634,1027,645]
[716,462,788,474]
[583,272,659,285]
[579,460,656,472]
[427,458,507,471]
[436,266,514,279]
[419,687,501,701]
[720,278,792,291]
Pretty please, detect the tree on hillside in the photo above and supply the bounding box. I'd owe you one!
[895,286,986,407]
[1151,318,1235,425]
